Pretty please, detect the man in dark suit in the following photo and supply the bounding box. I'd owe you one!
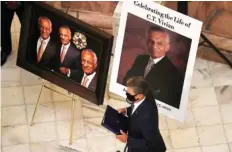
[54,26,81,78]
[123,26,183,109]
[74,49,98,91]
[117,76,166,152]
[1,2,24,66]
[29,16,56,68]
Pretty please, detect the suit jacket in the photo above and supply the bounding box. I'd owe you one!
[53,43,81,77]
[126,94,166,152]
[88,74,97,91]
[123,55,183,109]
[29,38,56,69]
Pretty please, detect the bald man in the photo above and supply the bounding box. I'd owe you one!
[53,26,81,78]
[29,16,56,68]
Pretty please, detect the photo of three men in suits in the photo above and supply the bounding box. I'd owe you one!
[28,16,98,91]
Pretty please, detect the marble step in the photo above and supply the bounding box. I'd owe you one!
[46,2,114,29]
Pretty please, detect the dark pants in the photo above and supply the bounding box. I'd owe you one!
[127,148,166,152]
[126,146,166,152]
[1,2,24,55]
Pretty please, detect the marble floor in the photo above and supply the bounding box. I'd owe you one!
[1,14,232,152]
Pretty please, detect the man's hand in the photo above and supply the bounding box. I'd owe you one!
[59,67,70,75]
[117,108,126,115]
[116,130,128,143]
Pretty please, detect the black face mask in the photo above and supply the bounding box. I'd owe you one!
[126,92,137,104]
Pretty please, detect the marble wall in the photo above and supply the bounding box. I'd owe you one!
[163,1,232,65]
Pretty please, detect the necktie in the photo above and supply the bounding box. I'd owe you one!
[60,46,66,63]
[131,103,135,115]
[144,58,154,77]
[37,40,44,62]
[82,75,89,87]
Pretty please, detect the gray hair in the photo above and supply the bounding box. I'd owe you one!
[126,76,148,95]
[59,25,72,36]
[82,49,98,64]
[38,16,52,29]
[147,26,170,43]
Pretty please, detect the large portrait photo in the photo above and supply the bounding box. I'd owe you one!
[17,2,113,105]
[110,1,202,121]
[28,16,99,91]
[117,13,191,109]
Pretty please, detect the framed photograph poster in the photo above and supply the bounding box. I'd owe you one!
[109,1,202,121]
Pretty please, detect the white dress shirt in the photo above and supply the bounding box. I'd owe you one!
[81,72,96,88]
[131,97,146,114]
[36,36,50,56]
[151,56,165,64]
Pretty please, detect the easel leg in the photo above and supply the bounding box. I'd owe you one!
[30,83,45,126]
[30,79,77,144]
[69,94,75,145]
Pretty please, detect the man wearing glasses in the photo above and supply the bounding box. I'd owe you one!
[123,26,183,109]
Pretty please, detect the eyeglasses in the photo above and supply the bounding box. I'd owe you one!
[148,40,169,49]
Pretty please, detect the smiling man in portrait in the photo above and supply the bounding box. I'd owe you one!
[53,25,81,78]
[29,16,56,68]
[123,26,183,109]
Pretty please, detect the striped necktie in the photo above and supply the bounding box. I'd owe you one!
[60,45,66,63]
[144,58,154,77]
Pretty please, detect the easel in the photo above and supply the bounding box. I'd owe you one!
[30,80,76,145]
[30,7,77,145]
[177,1,232,68]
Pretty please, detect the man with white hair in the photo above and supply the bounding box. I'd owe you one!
[29,16,56,68]
[53,25,81,77]
[123,26,183,109]
[78,49,98,91]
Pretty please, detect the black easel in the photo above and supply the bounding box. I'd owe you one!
[177,1,232,68]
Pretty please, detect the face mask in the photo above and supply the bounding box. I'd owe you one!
[126,92,137,104]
